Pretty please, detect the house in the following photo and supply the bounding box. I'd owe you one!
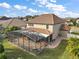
[65,19,73,25]
[27,14,65,40]
[0,19,27,29]
[76,18,79,24]
[7,14,70,53]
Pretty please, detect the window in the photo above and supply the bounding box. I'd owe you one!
[28,24,33,26]
[46,25,49,29]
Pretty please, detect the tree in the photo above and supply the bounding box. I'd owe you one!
[0,53,7,59]
[73,21,77,26]
[66,37,79,57]
[4,26,21,34]
[0,43,7,59]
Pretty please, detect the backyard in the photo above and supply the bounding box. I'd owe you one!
[2,39,78,59]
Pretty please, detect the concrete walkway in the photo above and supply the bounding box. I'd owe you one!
[47,37,64,48]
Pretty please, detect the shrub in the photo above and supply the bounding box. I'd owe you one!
[0,53,7,59]
[4,26,21,34]
[66,38,79,57]
[0,44,4,53]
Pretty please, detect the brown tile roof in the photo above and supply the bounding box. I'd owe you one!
[26,28,52,35]
[1,19,27,27]
[28,14,65,24]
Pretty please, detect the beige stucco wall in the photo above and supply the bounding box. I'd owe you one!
[34,24,53,32]
[34,24,46,29]
[27,24,34,28]
[27,23,62,39]
[33,24,62,39]
[27,24,53,32]
[48,25,53,32]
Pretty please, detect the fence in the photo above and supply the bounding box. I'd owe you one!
[67,33,79,38]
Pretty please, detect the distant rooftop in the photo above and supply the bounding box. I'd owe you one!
[0,19,27,27]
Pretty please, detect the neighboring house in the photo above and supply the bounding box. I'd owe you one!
[0,16,11,20]
[0,19,27,29]
[70,26,79,33]
[27,14,65,39]
[67,26,79,38]
[65,19,73,25]
[76,18,79,24]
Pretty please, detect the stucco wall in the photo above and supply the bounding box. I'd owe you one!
[34,24,53,32]
[34,24,46,29]
[27,23,62,39]
[52,24,61,39]
[27,24,34,28]
[48,25,53,32]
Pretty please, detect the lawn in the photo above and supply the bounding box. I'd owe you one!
[2,39,78,59]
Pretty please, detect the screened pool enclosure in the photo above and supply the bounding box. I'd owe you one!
[7,30,52,54]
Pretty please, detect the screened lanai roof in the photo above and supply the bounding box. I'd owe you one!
[7,30,49,42]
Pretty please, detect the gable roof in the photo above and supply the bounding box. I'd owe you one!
[28,14,65,24]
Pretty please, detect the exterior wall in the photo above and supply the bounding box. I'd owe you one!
[27,23,62,40]
[52,24,61,39]
[34,24,46,29]
[48,25,53,32]
[34,24,53,32]
[27,23,53,32]
[27,24,34,28]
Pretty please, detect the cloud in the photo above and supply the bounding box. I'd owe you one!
[14,5,27,10]
[0,2,11,8]
[50,0,56,3]
[64,11,79,17]
[46,3,66,11]
[32,2,36,5]
[27,8,38,13]
[53,10,79,18]
[35,0,66,11]
[36,0,48,5]
[35,0,56,5]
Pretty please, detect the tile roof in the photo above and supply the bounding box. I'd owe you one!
[28,14,65,24]
[0,19,27,27]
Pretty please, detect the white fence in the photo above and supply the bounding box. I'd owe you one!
[67,33,79,38]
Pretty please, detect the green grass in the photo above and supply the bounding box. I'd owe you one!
[2,39,78,59]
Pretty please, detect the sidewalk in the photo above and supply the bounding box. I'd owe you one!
[47,37,63,48]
